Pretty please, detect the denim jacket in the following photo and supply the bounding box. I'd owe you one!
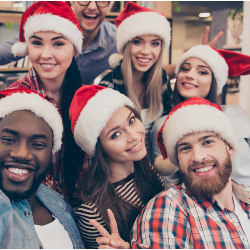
[0,184,84,248]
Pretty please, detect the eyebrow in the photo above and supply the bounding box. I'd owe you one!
[176,134,218,149]
[106,111,133,138]
[30,35,66,41]
[134,36,161,41]
[1,128,49,140]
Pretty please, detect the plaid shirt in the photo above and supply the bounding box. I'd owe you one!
[131,182,250,249]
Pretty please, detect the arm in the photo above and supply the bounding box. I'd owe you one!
[131,190,192,249]
[0,36,23,65]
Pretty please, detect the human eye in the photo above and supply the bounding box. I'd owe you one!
[30,40,42,46]
[53,40,65,47]
[31,141,48,150]
[203,139,214,146]
[111,131,121,140]
[152,40,161,47]
[0,136,16,145]
[178,145,191,153]
[132,38,141,45]
[199,70,209,75]
[180,65,190,72]
[129,116,136,125]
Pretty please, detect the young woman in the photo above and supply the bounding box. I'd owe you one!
[8,1,84,204]
[153,44,250,186]
[69,85,165,248]
[98,2,173,162]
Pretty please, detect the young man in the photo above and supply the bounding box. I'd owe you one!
[132,97,250,249]
[0,1,116,85]
[0,89,84,248]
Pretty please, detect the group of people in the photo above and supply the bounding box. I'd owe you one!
[0,1,250,249]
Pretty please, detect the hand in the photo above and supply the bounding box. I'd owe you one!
[202,26,224,46]
[89,209,130,249]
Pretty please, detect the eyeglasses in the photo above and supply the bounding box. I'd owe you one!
[77,1,110,8]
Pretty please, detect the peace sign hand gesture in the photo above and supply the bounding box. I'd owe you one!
[89,209,131,249]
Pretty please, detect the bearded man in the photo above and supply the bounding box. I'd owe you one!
[131,97,250,249]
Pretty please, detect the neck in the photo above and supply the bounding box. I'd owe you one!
[82,27,100,50]
[213,178,234,211]
[109,160,134,183]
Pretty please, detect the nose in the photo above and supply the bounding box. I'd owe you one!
[191,145,207,163]
[10,142,32,161]
[40,45,53,59]
[141,43,151,54]
[127,127,137,143]
[186,69,195,80]
[87,1,98,10]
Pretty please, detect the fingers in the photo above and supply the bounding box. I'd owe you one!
[107,209,119,234]
[110,240,130,249]
[89,219,110,238]
[208,31,224,46]
[201,25,210,44]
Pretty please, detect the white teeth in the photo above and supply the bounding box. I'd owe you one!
[194,166,213,173]
[41,64,54,68]
[184,83,195,87]
[138,58,150,63]
[129,140,141,151]
[8,167,29,175]
[85,14,98,18]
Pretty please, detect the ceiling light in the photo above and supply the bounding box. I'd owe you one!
[199,12,211,18]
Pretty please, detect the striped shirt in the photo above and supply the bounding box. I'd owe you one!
[74,172,164,248]
[131,182,250,249]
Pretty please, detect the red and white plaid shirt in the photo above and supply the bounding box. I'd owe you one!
[132,181,250,249]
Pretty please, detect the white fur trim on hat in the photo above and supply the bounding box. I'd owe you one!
[116,12,171,53]
[11,42,28,57]
[74,88,134,157]
[162,104,239,166]
[23,13,82,54]
[0,92,63,154]
[175,45,229,94]
[109,53,123,69]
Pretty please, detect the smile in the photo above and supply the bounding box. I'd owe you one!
[83,13,98,19]
[8,167,30,176]
[183,82,197,88]
[127,140,143,152]
[193,165,214,173]
[40,63,56,69]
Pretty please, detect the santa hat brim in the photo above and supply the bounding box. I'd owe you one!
[116,11,171,53]
[73,88,134,157]
[0,92,63,154]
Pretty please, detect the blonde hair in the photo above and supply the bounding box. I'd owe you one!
[121,41,163,121]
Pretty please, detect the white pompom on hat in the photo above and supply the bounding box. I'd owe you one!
[175,44,250,94]
[157,97,239,166]
[69,85,134,157]
[115,1,171,53]
[11,1,83,57]
[0,88,63,154]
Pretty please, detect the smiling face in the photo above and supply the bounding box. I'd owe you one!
[176,131,233,199]
[71,1,110,35]
[28,31,74,91]
[130,35,162,75]
[99,107,147,165]
[0,111,53,200]
[176,57,213,100]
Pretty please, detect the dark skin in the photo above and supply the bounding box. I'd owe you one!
[0,111,54,225]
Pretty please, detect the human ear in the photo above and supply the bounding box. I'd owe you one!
[226,144,234,157]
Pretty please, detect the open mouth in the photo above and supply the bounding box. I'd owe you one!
[126,140,142,152]
[40,63,56,69]
[83,13,98,20]
[7,167,30,176]
[182,82,197,88]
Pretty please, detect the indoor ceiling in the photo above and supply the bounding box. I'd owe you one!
[173,1,243,22]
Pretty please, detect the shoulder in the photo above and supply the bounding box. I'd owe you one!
[101,20,116,34]
[74,201,100,219]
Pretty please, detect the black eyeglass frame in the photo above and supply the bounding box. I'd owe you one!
[77,1,110,8]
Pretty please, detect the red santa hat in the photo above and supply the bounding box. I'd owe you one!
[11,1,83,57]
[0,88,63,154]
[69,85,134,157]
[115,1,171,53]
[157,97,239,166]
[175,45,250,94]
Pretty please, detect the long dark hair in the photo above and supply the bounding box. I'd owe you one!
[173,70,218,106]
[79,106,164,242]
[60,57,84,202]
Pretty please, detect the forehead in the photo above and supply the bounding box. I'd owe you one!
[0,110,52,137]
